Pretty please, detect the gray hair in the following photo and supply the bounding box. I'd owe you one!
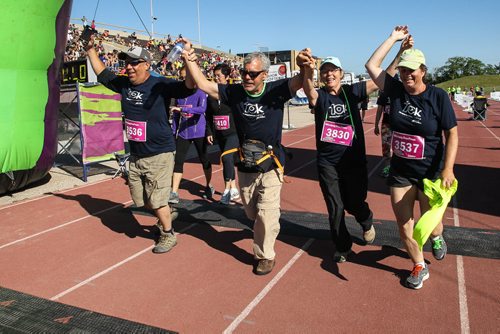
[243,52,270,71]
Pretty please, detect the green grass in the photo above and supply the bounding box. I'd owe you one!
[436,75,500,95]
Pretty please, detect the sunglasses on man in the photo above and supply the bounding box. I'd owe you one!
[239,69,265,79]
[126,59,147,66]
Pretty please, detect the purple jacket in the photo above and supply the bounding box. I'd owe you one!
[171,89,207,139]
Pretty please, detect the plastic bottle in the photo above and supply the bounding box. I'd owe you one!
[166,42,185,62]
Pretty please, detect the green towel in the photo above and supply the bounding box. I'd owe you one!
[413,178,458,250]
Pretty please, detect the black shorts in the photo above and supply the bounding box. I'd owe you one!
[387,170,440,192]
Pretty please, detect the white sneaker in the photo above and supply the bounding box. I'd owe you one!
[230,188,240,200]
[220,190,231,205]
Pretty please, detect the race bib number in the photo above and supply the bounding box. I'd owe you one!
[214,115,230,130]
[320,121,354,146]
[125,119,147,142]
[391,131,425,159]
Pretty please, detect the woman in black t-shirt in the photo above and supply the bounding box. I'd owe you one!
[205,63,240,205]
[301,52,379,263]
[366,26,458,289]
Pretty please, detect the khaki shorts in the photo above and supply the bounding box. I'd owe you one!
[128,152,174,209]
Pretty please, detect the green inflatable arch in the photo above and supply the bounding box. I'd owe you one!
[0,0,72,194]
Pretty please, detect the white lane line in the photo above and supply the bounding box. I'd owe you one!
[0,178,115,211]
[0,201,132,250]
[50,223,197,301]
[479,122,500,142]
[223,238,314,334]
[452,196,470,334]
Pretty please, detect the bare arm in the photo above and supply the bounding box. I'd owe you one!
[441,126,458,189]
[374,105,383,136]
[181,39,219,99]
[386,35,414,77]
[365,26,409,91]
[85,37,106,76]
[298,48,318,106]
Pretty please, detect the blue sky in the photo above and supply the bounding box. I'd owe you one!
[70,0,500,74]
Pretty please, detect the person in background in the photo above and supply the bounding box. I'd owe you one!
[365,26,458,289]
[169,67,213,204]
[205,63,240,205]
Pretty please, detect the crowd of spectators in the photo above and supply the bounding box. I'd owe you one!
[65,23,242,81]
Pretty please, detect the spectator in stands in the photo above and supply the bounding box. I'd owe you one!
[366,26,458,289]
[205,63,240,204]
[301,51,377,264]
[182,38,307,276]
[85,36,195,254]
[168,66,214,204]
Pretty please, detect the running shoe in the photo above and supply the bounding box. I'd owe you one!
[203,185,215,199]
[220,190,231,205]
[168,191,179,204]
[153,229,177,254]
[406,264,429,289]
[431,235,447,260]
[230,188,240,200]
[363,225,376,244]
[379,165,390,178]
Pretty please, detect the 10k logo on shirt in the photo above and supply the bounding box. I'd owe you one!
[126,89,144,105]
[242,102,265,119]
[326,104,346,119]
[400,101,422,124]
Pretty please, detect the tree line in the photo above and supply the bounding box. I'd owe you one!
[431,57,499,83]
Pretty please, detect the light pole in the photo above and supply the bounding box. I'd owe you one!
[150,0,157,39]
[197,0,201,46]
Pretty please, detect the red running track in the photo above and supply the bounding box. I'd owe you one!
[0,101,499,333]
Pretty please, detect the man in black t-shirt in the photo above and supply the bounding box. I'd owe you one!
[86,38,195,254]
[183,39,307,275]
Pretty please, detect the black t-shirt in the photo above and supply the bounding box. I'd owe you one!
[312,82,367,166]
[384,74,457,179]
[205,96,237,138]
[218,79,292,171]
[97,69,193,156]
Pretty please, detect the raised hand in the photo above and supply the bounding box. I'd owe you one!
[297,48,315,69]
[401,34,414,51]
[390,25,409,42]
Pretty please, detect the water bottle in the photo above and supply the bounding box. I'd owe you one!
[166,42,185,62]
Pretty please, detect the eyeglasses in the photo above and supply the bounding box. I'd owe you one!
[126,60,146,66]
[239,69,265,79]
[320,67,341,74]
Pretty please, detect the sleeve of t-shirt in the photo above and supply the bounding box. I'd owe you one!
[97,68,127,93]
[218,83,231,106]
[270,79,293,101]
[350,81,367,104]
[163,80,196,99]
[205,97,217,136]
[383,74,403,99]
[376,92,387,105]
[437,88,458,130]
[312,88,325,109]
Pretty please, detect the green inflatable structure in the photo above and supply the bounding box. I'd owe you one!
[0,0,72,194]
